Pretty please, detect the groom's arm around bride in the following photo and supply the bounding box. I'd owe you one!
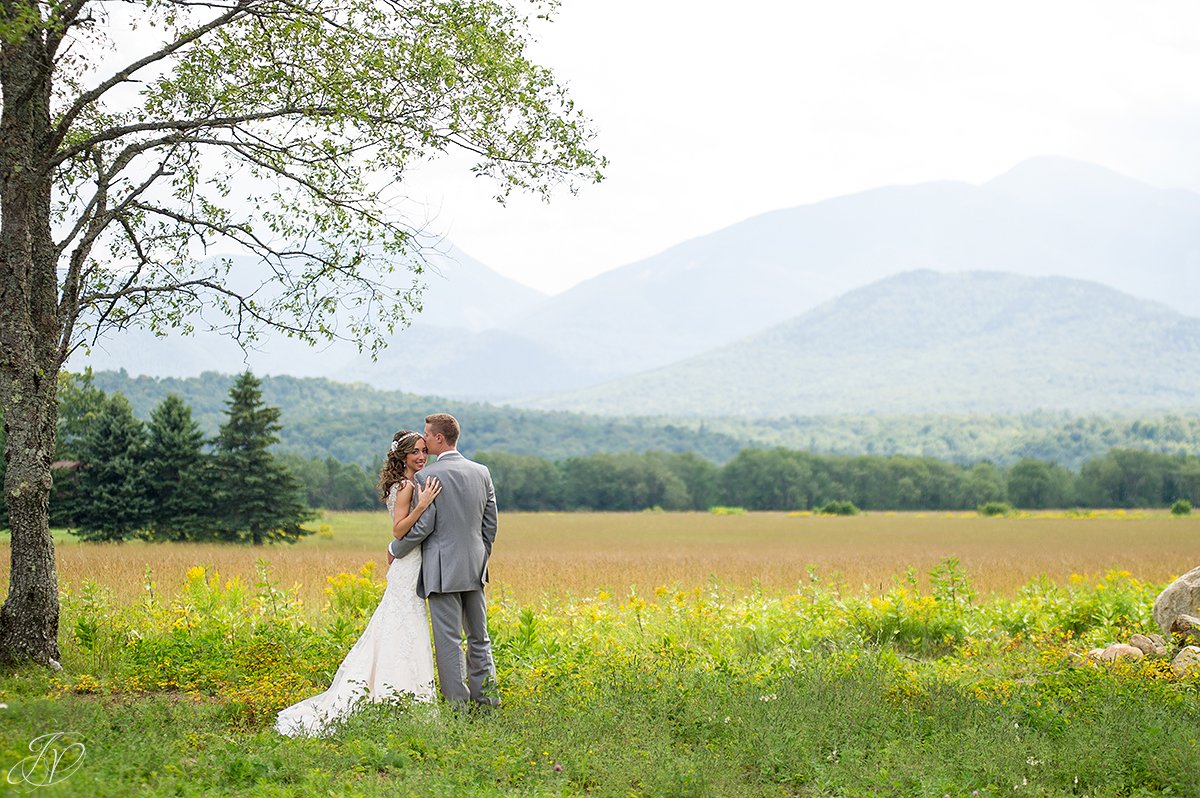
[387,452,498,585]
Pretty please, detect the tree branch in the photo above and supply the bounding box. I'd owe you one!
[80,277,316,339]
[50,0,254,153]
[51,105,346,167]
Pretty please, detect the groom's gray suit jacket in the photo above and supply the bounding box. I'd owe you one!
[388,450,498,598]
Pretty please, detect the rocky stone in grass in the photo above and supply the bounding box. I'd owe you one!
[1099,643,1145,662]
[1170,614,1200,646]
[1171,646,1200,676]
[1085,648,1107,663]
[1129,633,1166,657]
[1153,566,1200,636]
[1149,633,1168,651]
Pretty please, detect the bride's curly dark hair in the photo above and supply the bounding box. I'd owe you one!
[377,429,422,503]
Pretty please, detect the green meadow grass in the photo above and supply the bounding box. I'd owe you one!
[1,512,1199,795]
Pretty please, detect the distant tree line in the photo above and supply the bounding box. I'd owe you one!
[3,371,313,543]
[477,448,1200,512]
[281,443,1200,512]
[5,374,1200,536]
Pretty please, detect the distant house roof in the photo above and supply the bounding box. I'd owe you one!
[50,460,82,470]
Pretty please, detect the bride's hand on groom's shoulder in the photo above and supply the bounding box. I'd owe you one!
[415,476,442,509]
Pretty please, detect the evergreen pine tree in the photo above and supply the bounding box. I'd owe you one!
[72,393,152,542]
[145,395,213,541]
[51,370,109,527]
[56,369,108,459]
[212,372,312,545]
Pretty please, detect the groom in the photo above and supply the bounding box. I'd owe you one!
[388,413,500,708]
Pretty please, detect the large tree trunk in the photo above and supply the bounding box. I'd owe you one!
[0,378,59,666]
[0,7,64,667]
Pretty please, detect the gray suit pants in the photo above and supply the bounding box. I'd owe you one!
[427,590,499,706]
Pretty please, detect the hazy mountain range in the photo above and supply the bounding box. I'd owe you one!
[74,156,1200,417]
[531,271,1200,415]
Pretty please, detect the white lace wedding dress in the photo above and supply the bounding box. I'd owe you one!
[275,483,436,736]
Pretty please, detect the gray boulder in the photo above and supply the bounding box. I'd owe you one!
[1129,633,1166,657]
[1171,646,1200,676]
[1099,643,1145,662]
[1171,614,1200,647]
[1153,566,1200,636]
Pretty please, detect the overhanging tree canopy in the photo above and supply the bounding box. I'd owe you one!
[0,0,603,665]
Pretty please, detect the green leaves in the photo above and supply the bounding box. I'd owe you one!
[26,0,603,361]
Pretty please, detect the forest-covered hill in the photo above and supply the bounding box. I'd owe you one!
[92,371,1200,469]
[91,371,742,466]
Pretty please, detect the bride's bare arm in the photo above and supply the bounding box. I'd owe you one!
[392,477,442,540]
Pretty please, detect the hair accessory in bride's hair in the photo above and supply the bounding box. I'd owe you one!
[390,431,420,454]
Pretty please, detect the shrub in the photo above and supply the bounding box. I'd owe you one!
[977,501,1014,517]
[325,561,386,619]
[816,500,859,516]
[1171,499,1192,516]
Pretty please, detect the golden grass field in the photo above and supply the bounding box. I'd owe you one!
[3,509,1199,607]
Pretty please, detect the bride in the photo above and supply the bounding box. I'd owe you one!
[275,429,442,737]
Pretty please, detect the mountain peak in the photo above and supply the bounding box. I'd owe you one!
[985,156,1151,200]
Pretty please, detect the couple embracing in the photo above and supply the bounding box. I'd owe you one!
[276,413,499,736]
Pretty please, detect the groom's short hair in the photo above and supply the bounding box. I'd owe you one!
[426,413,460,446]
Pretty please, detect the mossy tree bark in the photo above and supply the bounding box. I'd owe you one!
[0,7,61,665]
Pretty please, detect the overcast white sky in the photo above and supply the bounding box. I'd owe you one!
[398,0,1200,295]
